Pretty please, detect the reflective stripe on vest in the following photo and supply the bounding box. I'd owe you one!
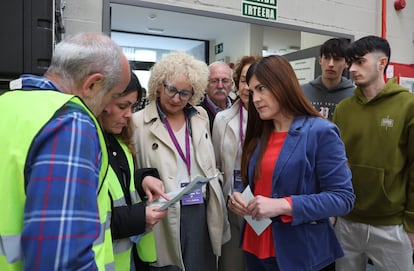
[0,235,21,263]
[0,90,113,270]
[94,178,115,271]
[108,138,156,270]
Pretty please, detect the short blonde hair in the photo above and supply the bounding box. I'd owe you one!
[147,51,209,106]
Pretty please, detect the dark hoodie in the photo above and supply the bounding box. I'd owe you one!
[301,76,355,120]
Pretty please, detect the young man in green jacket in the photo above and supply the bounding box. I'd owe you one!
[333,35,414,271]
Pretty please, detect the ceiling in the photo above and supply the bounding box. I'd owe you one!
[110,3,250,51]
[108,3,338,59]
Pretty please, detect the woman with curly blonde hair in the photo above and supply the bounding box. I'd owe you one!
[132,51,230,271]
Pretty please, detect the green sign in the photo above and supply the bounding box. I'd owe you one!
[215,43,223,55]
[242,0,277,21]
[244,0,277,7]
[242,3,277,21]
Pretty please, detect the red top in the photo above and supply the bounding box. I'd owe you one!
[242,131,289,259]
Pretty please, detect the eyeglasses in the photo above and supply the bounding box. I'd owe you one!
[163,83,194,101]
[209,78,233,86]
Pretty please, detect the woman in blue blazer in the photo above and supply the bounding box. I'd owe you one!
[228,55,355,271]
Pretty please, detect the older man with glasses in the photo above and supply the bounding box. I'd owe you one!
[200,61,234,132]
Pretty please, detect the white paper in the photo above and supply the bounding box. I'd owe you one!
[289,57,316,85]
[148,173,219,211]
[241,186,272,235]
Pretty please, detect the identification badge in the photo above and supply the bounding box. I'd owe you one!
[233,170,244,193]
[181,182,204,205]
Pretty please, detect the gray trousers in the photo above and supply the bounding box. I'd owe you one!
[150,203,216,271]
[335,217,412,271]
[218,210,245,271]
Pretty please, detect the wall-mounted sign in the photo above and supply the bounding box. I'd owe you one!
[215,43,224,55]
[400,77,414,92]
[242,0,277,21]
[289,57,316,85]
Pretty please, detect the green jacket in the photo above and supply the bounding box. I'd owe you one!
[333,78,414,232]
[0,90,113,270]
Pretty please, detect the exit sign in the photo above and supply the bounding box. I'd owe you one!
[215,43,223,55]
[242,0,277,21]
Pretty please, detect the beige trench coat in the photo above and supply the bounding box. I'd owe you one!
[132,101,230,270]
[212,99,244,198]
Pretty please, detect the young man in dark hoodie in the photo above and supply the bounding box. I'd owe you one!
[301,38,354,120]
[333,35,414,271]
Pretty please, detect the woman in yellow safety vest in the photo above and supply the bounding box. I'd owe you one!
[99,71,168,270]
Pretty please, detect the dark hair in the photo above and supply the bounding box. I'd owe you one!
[320,38,350,58]
[346,35,391,74]
[123,70,142,101]
[233,55,262,90]
[241,55,320,184]
[119,70,142,155]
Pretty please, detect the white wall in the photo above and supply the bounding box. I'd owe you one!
[64,0,414,64]
[209,22,250,64]
[63,0,103,37]
[263,27,301,55]
[301,33,335,51]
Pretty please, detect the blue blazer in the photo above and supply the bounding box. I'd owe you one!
[247,116,355,271]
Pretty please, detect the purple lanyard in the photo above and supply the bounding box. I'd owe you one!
[164,117,191,176]
[239,101,245,146]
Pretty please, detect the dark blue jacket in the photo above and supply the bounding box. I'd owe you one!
[247,116,355,270]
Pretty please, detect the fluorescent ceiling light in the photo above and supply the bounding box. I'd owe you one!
[146,27,164,34]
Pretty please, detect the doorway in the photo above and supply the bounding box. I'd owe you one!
[104,1,352,87]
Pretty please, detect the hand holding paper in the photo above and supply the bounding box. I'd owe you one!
[148,173,219,211]
[241,186,272,235]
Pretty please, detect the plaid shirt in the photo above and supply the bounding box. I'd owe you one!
[19,75,102,270]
